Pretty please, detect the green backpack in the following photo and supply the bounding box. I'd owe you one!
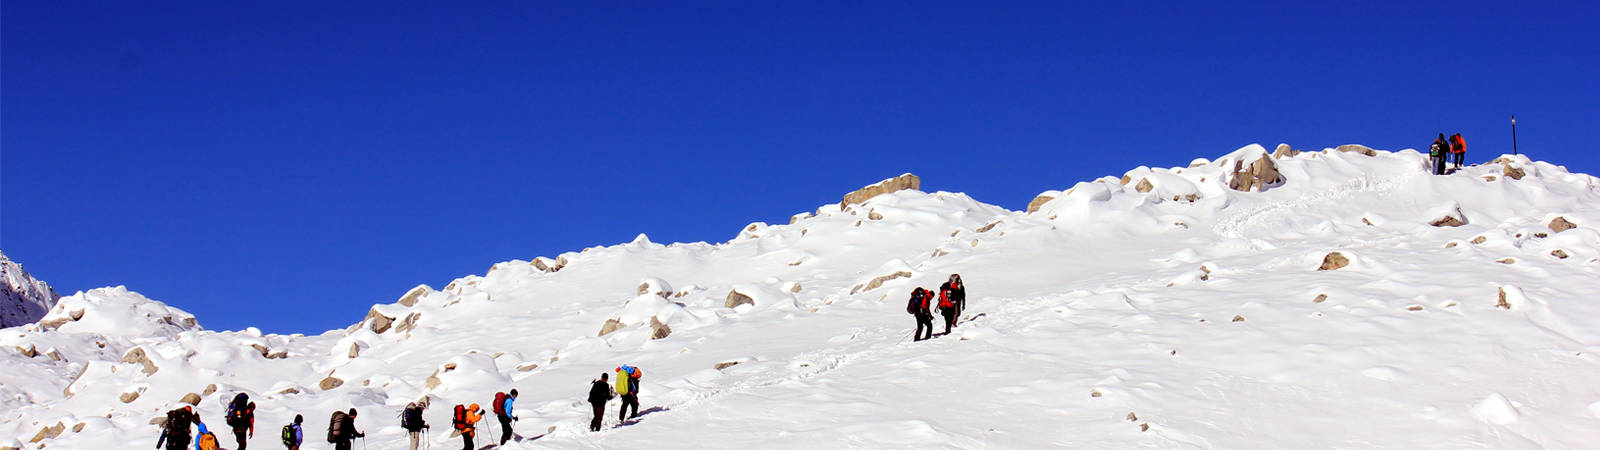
[281,423,296,447]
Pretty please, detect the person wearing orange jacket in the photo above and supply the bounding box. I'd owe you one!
[1450,133,1466,170]
[452,404,483,450]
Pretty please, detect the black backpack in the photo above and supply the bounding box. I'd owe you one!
[165,408,193,439]
[401,403,424,431]
[906,288,927,315]
[226,395,251,428]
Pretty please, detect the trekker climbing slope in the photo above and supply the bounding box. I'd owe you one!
[938,274,966,334]
[326,408,364,450]
[280,414,302,450]
[616,365,643,422]
[401,400,428,450]
[194,418,219,450]
[451,403,483,450]
[225,393,255,449]
[1450,133,1467,170]
[587,373,615,431]
[907,287,934,341]
[157,406,197,450]
[493,389,518,445]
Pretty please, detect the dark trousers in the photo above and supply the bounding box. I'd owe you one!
[942,309,958,334]
[165,437,190,450]
[618,394,639,421]
[914,314,934,341]
[461,432,473,450]
[1453,152,1464,168]
[234,429,248,450]
[497,413,512,444]
[590,404,605,431]
[1434,155,1445,174]
[334,439,352,450]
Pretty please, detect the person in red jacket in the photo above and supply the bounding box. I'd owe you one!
[1449,133,1466,170]
[938,274,967,334]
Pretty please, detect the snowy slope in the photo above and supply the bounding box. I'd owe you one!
[0,252,60,329]
[3,145,1600,449]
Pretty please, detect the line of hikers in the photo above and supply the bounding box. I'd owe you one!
[1429,133,1467,175]
[157,366,643,450]
[906,274,966,341]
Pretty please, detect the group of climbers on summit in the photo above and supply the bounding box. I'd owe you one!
[1429,133,1467,175]
[908,274,967,342]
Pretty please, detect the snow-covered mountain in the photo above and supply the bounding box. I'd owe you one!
[0,252,60,329]
[3,144,1599,449]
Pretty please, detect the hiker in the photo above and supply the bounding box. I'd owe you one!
[616,365,644,422]
[327,408,364,450]
[194,418,220,450]
[1450,133,1467,170]
[280,414,303,450]
[938,274,966,334]
[907,287,934,341]
[587,373,616,431]
[157,406,197,450]
[493,390,518,445]
[401,401,429,450]
[1431,133,1449,175]
[226,393,256,449]
[451,403,483,450]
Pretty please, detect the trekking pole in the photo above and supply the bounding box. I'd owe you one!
[1511,114,1518,155]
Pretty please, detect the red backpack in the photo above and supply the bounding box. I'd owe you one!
[452,404,467,431]
[492,392,508,415]
[905,288,929,315]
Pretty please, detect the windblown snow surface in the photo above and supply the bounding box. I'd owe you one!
[4,145,1600,449]
[0,252,59,329]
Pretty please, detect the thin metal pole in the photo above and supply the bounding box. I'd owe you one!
[1511,115,1518,155]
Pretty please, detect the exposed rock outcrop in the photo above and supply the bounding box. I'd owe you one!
[841,174,920,210]
[1026,194,1055,213]
[649,317,672,340]
[725,290,755,309]
[397,285,431,307]
[120,347,159,376]
[1271,144,1301,159]
[851,271,913,294]
[598,318,626,337]
[180,392,202,405]
[1549,217,1576,233]
[1318,252,1350,271]
[1335,144,1376,157]
[366,309,395,334]
[1227,152,1282,192]
[320,376,344,391]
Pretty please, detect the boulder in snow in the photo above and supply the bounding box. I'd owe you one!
[726,290,755,309]
[1318,252,1350,271]
[1549,216,1577,233]
[1271,143,1301,159]
[1026,192,1057,213]
[851,271,913,294]
[1220,145,1282,192]
[320,376,344,391]
[397,284,432,307]
[649,316,672,340]
[180,392,201,405]
[598,318,627,337]
[366,308,395,333]
[120,347,159,376]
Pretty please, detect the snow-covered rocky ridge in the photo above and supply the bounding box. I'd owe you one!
[1,252,60,329]
[3,144,1599,449]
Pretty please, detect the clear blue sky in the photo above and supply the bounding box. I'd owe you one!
[4,2,1595,334]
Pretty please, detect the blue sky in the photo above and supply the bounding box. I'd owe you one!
[4,2,1595,334]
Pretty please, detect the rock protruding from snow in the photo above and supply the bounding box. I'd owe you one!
[1318,252,1350,271]
[841,174,921,210]
[397,285,433,307]
[1227,148,1282,192]
[1549,216,1577,233]
[725,290,755,309]
[1335,144,1377,157]
[1427,203,1469,227]
[37,287,199,337]
[1,251,61,328]
[1271,143,1301,159]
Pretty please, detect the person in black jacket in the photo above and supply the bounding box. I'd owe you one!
[908,287,934,341]
[938,274,967,334]
[1431,134,1449,175]
[587,373,616,431]
[156,406,197,450]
